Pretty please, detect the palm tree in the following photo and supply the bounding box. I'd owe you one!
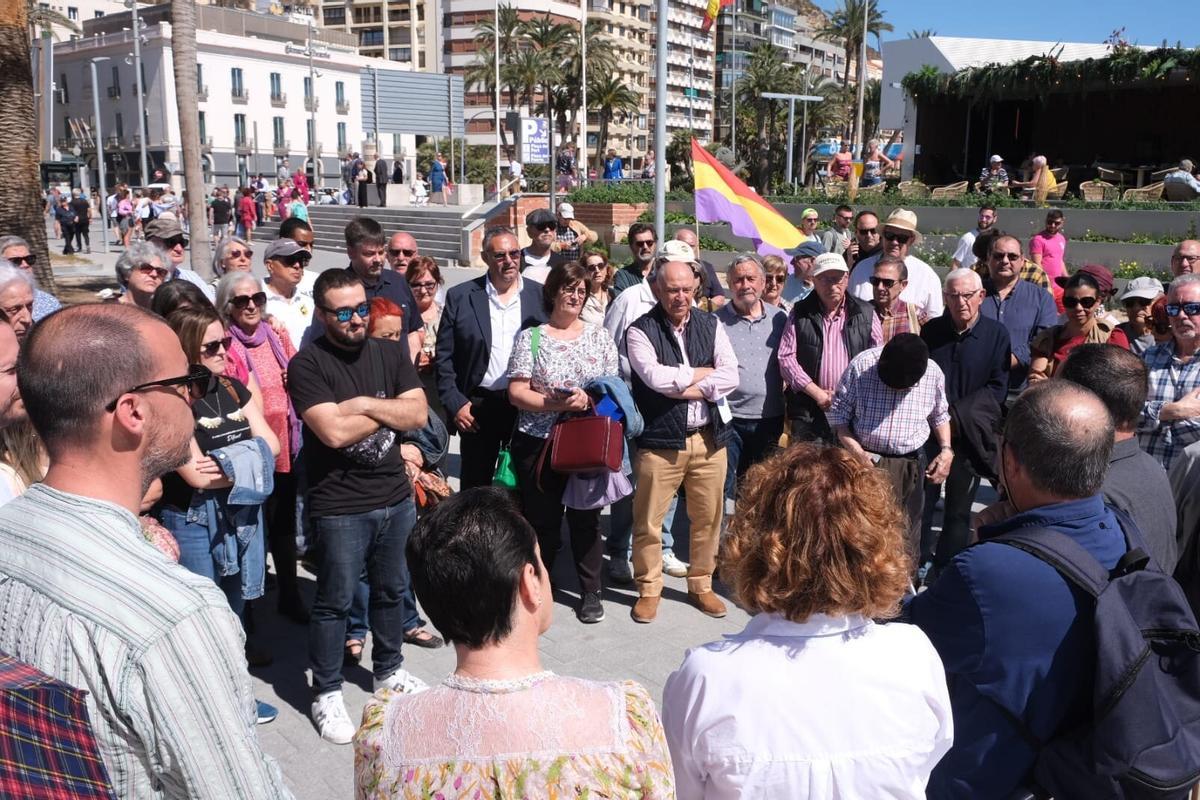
[521,15,571,121]
[588,70,639,173]
[507,48,543,116]
[862,78,881,142]
[907,28,937,38]
[556,19,615,143]
[474,4,523,135]
[465,46,512,153]
[0,0,53,291]
[736,43,799,193]
[171,0,211,277]
[817,0,893,90]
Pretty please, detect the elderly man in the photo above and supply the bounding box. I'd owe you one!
[263,238,316,350]
[552,202,598,262]
[0,263,37,341]
[612,223,658,295]
[782,240,823,306]
[951,204,997,271]
[829,333,953,555]
[143,217,214,300]
[1165,159,1200,195]
[0,236,62,320]
[626,260,738,623]
[0,304,293,797]
[978,154,1010,193]
[1171,240,1200,277]
[844,209,882,267]
[920,268,1011,577]
[905,381,1129,800]
[820,204,854,256]
[1139,273,1200,470]
[849,208,944,319]
[980,234,1058,398]
[436,227,545,489]
[1058,344,1178,573]
[778,252,882,444]
[520,208,566,282]
[673,228,727,309]
[870,256,924,342]
[386,231,419,275]
[717,254,786,502]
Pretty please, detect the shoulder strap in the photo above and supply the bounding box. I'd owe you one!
[991,527,1111,598]
[531,325,541,361]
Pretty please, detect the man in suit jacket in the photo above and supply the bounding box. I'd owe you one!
[374,157,389,207]
[435,227,546,489]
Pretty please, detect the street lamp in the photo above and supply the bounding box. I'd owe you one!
[89,56,111,255]
[123,0,149,186]
[761,91,823,188]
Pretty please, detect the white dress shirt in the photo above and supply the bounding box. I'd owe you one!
[480,275,525,390]
[265,280,316,351]
[625,319,739,429]
[663,612,953,800]
[849,253,945,319]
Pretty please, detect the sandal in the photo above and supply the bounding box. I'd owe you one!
[344,638,364,664]
[403,627,444,649]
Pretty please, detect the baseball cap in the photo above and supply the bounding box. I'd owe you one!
[557,202,575,220]
[787,240,826,259]
[526,208,556,227]
[810,252,848,277]
[1119,275,1165,303]
[264,238,306,261]
[143,217,185,241]
[990,154,1004,163]
[655,239,698,266]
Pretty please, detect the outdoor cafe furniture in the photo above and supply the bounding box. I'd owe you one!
[930,181,969,199]
[1123,182,1165,202]
[897,180,931,200]
[1080,180,1120,202]
[1164,181,1200,202]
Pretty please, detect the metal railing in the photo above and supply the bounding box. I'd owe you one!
[336,100,350,114]
[232,88,249,104]
[270,92,287,107]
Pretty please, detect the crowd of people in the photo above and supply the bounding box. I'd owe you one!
[2,191,1200,799]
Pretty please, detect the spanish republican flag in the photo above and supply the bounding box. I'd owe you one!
[692,139,801,257]
[701,0,732,32]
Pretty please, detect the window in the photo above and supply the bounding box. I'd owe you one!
[392,133,402,156]
[269,72,282,100]
[323,6,344,24]
[114,112,123,138]
[360,30,384,47]
[306,119,314,148]
[303,76,312,99]
[58,73,68,103]
[110,65,119,94]
[336,122,346,151]
[233,113,246,144]
[273,116,285,147]
[196,64,204,93]
[231,67,244,95]
[67,6,77,20]
[335,81,345,106]
[94,10,103,17]
[388,47,411,62]
[198,111,206,143]
[637,114,647,129]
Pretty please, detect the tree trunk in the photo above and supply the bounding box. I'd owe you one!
[755,109,770,194]
[0,0,54,293]
[171,0,210,278]
[596,114,609,174]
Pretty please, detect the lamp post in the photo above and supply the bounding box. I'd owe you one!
[307,15,320,189]
[762,91,823,188]
[89,57,111,255]
[493,0,501,195]
[853,0,868,158]
[124,0,149,186]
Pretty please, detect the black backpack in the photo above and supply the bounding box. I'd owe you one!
[994,521,1200,799]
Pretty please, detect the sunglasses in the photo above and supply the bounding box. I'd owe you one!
[857,227,878,236]
[1166,302,1200,317]
[320,301,371,323]
[1062,295,1099,310]
[836,215,853,223]
[8,254,34,267]
[136,263,170,280]
[104,363,212,411]
[200,336,232,357]
[764,275,784,286]
[1122,298,1152,308]
[802,217,819,224]
[161,236,188,249]
[633,239,657,249]
[489,249,522,262]
[882,231,912,245]
[535,222,557,232]
[992,252,1022,262]
[226,249,252,260]
[388,248,416,258]
[280,254,310,268]
[585,261,607,271]
[229,291,267,310]
[409,280,437,291]
[868,276,899,288]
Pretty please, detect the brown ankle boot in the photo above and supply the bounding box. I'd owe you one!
[631,595,661,623]
[688,591,727,618]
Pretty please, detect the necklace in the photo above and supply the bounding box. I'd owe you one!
[194,381,246,430]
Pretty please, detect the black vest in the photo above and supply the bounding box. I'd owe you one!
[785,292,876,419]
[629,306,732,450]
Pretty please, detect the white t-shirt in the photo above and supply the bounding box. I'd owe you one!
[953,229,980,269]
[849,253,945,319]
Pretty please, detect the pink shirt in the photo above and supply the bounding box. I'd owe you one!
[234,335,297,473]
[1029,231,1067,281]
[626,316,739,429]
[778,302,885,392]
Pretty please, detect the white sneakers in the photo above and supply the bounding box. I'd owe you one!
[312,671,428,745]
[311,691,356,745]
[662,550,690,579]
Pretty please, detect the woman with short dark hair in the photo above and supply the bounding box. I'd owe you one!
[354,487,674,798]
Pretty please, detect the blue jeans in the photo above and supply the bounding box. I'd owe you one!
[346,578,423,641]
[166,507,248,619]
[724,416,784,500]
[308,498,415,695]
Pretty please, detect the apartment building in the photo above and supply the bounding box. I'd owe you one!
[314,0,442,72]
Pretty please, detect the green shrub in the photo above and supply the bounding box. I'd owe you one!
[566,182,691,204]
[699,234,737,252]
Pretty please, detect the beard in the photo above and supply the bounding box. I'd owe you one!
[326,323,367,350]
[140,418,192,497]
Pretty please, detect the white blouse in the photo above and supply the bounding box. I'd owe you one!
[662,612,953,799]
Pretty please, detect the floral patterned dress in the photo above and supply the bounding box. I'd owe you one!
[506,323,619,439]
[354,672,675,799]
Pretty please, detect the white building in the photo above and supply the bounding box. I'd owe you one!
[32,0,130,41]
[661,0,715,142]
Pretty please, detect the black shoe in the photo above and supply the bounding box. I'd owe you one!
[576,592,605,624]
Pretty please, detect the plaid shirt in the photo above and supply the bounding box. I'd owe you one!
[1138,339,1200,469]
[0,652,115,799]
[876,298,925,343]
[556,225,580,260]
[828,346,950,455]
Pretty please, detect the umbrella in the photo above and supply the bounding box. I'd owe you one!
[0,652,115,799]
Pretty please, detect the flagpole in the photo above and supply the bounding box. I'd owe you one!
[730,0,737,151]
[494,0,502,195]
[654,0,666,243]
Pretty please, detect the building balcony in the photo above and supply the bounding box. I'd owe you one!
[337,100,350,114]
[201,136,213,152]
[197,84,208,102]
[271,92,287,107]
[338,144,351,157]
[104,135,121,149]
[234,137,252,154]
[232,88,249,104]
[304,96,319,112]
[273,140,290,155]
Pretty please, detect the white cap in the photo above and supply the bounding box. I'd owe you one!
[810,252,848,277]
[990,154,1004,163]
[655,239,698,266]
[558,202,575,219]
[1119,276,1165,303]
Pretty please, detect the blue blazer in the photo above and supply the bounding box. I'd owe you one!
[434,275,546,417]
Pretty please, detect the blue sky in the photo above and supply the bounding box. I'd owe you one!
[812,0,1200,49]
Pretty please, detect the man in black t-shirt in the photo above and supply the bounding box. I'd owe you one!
[209,189,233,240]
[287,269,429,746]
[69,189,92,253]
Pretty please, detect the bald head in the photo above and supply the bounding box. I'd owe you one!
[1172,240,1200,277]
[388,231,419,273]
[1004,380,1113,500]
[674,228,698,251]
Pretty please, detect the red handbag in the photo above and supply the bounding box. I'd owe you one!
[536,413,624,485]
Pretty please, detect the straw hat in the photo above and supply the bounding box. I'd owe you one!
[883,208,921,245]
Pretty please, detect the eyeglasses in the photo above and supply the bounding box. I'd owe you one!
[585,261,607,271]
[200,336,232,357]
[161,236,188,249]
[560,286,588,297]
[883,231,912,244]
[992,252,1022,262]
[1166,302,1200,317]
[279,254,310,268]
[319,301,371,323]
[857,227,878,236]
[764,275,785,287]
[945,291,980,302]
[1176,254,1200,264]
[409,280,437,291]
[104,363,212,411]
[7,254,34,267]
[229,291,267,310]
[388,248,416,258]
[225,249,252,260]
[136,263,170,280]
[1062,295,1099,309]
[489,249,521,262]
[632,239,657,249]
[868,276,899,288]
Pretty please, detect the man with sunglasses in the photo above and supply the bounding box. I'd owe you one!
[844,209,882,267]
[849,208,944,320]
[288,269,431,744]
[820,204,854,256]
[0,236,61,321]
[979,235,1058,399]
[613,222,659,295]
[436,227,546,489]
[264,239,317,350]
[387,231,420,275]
[519,208,568,283]
[553,202,598,262]
[1139,274,1200,470]
[144,217,215,301]
[869,256,924,342]
[0,304,293,797]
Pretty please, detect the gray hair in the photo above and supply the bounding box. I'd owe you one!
[213,236,252,277]
[1003,381,1113,499]
[214,271,262,321]
[726,254,764,280]
[1170,273,1200,299]
[944,268,982,291]
[481,226,516,254]
[114,241,167,288]
[0,236,29,255]
[0,261,36,296]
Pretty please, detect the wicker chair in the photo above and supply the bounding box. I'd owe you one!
[857,181,886,197]
[1050,167,1068,184]
[1165,181,1200,202]
[1045,181,1068,201]
[930,181,968,199]
[898,180,931,200]
[1122,182,1165,202]
[822,181,848,199]
[1080,180,1118,202]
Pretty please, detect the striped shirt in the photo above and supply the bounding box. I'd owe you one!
[828,346,951,455]
[0,484,293,800]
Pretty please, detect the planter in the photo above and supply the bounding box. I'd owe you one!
[571,202,650,247]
